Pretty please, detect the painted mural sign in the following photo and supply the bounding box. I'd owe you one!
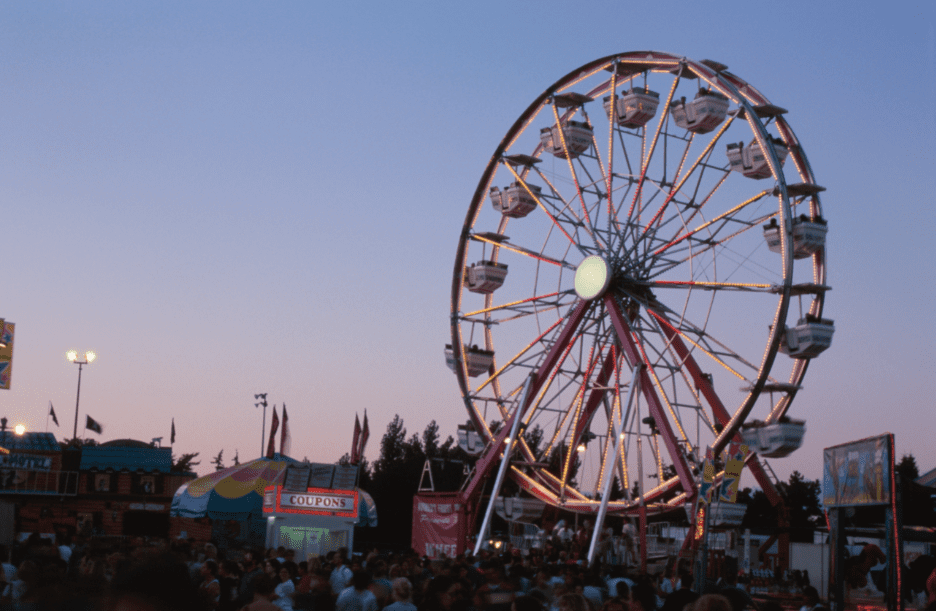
[822,434,891,507]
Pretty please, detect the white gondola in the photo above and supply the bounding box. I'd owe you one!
[603,87,660,128]
[763,215,828,259]
[709,502,747,526]
[464,260,508,294]
[741,419,806,458]
[540,121,593,159]
[457,422,485,455]
[445,344,495,377]
[779,316,834,359]
[670,90,730,134]
[726,137,789,179]
[490,182,541,218]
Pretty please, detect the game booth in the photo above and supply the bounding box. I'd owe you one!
[171,457,376,557]
[823,434,905,611]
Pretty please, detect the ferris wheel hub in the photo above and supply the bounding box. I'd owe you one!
[574,255,612,300]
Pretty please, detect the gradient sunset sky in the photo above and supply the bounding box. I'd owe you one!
[1,1,933,490]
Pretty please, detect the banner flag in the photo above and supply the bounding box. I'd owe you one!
[351,414,361,464]
[49,402,59,427]
[86,415,103,434]
[280,404,291,457]
[358,411,370,462]
[266,407,279,458]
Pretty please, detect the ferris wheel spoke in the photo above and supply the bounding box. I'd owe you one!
[463,291,571,318]
[647,307,747,454]
[646,211,779,282]
[473,316,567,393]
[624,71,681,225]
[502,163,584,250]
[650,189,772,258]
[549,102,603,251]
[644,308,753,383]
[647,280,774,292]
[472,232,575,269]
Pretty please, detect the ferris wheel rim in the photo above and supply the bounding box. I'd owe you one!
[450,51,826,513]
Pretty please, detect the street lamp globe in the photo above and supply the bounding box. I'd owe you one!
[85,351,96,363]
[14,424,26,435]
[66,350,78,362]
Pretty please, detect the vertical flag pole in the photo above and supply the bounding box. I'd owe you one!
[72,362,84,440]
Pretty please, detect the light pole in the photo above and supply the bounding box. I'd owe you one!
[254,393,268,456]
[66,350,96,440]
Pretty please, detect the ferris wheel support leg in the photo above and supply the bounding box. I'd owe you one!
[605,295,697,499]
[587,364,643,567]
[472,373,535,557]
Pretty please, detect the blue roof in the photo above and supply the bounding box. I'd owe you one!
[0,431,61,452]
[79,446,172,472]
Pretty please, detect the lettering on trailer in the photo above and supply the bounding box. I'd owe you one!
[425,543,457,557]
[281,492,354,511]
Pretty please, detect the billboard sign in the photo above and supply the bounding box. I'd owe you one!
[823,434,893,507]
[0,321,14,390]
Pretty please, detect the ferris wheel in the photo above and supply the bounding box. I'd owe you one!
[447,51,833,516]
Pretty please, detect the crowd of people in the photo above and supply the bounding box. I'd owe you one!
[2,531,935,611]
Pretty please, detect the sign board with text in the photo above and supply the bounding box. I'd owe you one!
[263,485,358,518]
[412,494,468,559]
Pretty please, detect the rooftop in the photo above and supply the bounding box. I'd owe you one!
[0,431,61,453]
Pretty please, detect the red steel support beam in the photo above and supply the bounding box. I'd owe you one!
[459,300,590,505]
[604,295,696,499]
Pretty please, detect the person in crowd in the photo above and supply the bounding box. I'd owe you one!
[799,585,821,611]
[265,558,283,580]
[219,559,242,611]
[104,551,204,611]
[556,592,590,611]
[337,569,378,611]
[475,561,516,611]
[689,594,732,611]
[719,572,755,611]
[659,565,679,598]
[620,519,637,567]
[238,550,266,609]
[384,576,417,611]
[274,561,297,611]
[659,570,697,611]
[514,594,545,611]
[242,573,281,611]
[198,558,221,609]
[332,548,355,596]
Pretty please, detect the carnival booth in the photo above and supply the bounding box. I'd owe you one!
[262,462,376,559]
[171,457,376,557]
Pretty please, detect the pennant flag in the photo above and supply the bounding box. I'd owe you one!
[266,407,279,459]
[49,402,59,427]
[280,404,290,457]
[358,410,370,462]
[171,418,176,445]
[351,414,361,464]
[719,443,750,503]
[85,415,103,434]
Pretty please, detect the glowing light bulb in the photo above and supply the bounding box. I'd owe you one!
[66,350,78,362]
[577,443,587,453]
[14,424,26,435]
[85,351,96,363]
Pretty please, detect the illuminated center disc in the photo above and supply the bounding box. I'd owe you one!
[574,255,611,300]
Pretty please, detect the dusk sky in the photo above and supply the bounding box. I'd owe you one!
[2,1,933,492]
